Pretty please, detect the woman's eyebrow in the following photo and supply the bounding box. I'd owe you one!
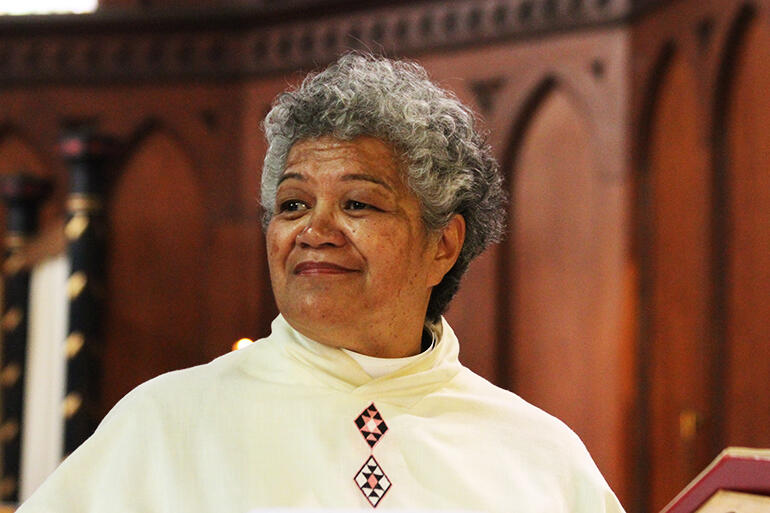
[277,172,395,192]
[341,173,395,192]
[277,172,305,185]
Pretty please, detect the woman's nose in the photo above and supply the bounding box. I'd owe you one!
[295,207,346,248]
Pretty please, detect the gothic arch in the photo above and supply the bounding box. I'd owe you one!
[629,39,676,513]
[501,71,602,186]
[638,41,716,512]
[500,76,558,186]
[101,126,208,415]
[713,2,770,451]
[709,1,756,456]
[637,42,676,174]
[499,78,627,495]
[111,118,203,200]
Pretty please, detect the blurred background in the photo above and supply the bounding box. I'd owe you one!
[0,0,768,511]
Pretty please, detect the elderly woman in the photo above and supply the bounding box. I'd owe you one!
[19,54,624,512]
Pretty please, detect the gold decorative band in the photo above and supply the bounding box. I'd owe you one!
[67,194,103,213]
[0,420,18,442]
[65,214,90,241]
[63,393,83,419]
[67,272,88,300]
[0,364,20,387]
[65,333,85,359]
[1,308,23,332]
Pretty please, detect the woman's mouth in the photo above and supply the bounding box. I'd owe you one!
[293,261,358,275]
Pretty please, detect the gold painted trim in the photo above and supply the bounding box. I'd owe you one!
[63,392,83,418]
[67,272,87,299]
[65,333,85,359]
[65,214,90,241]
[1,308,23,332]
[0,420,18,442]
[67,194,103,213]
[0,364,20,387]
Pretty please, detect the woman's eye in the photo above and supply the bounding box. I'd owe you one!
[345,200,370,211]
[278,200,308,213]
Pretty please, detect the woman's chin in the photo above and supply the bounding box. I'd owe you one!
[281,303,359,338]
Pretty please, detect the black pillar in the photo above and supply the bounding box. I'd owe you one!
[0,173,51,502]
[59,127,116,456]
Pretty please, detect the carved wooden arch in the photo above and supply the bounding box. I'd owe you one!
[498,75,557,185]
[628,38,676,513]
[710,0,770,453]
[713,3,757,147]
[495,75,557,380]
[497,70,602,184]
[711,2,757,191]
[634,36,723,512]
[101,121,209,414]
[496,70,628,496]
[709,1,757,456]
[636,41,677,175]
[110,118,205,205]
[496,73,601,371]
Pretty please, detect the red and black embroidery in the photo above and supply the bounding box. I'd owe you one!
[355,403,389,449]
[353,402,391,507]
[354,455,392,507]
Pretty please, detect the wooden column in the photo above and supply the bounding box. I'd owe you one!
[59,128,116,456]
[0,173,51,503]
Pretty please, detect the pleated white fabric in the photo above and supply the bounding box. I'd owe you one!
[19,315,625,513]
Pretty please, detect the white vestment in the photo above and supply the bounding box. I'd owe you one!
[19,315,625,512]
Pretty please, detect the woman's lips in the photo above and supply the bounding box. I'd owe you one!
[293,261,358,275]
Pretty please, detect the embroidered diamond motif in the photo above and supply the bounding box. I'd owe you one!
[354,455,391,507]
[355,403,388,449]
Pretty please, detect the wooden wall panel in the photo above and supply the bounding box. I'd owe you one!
[507,85,628,495]
[421,29,631,404]
[645,51,713,512]
[203,221,275,360]
[418,32,632,503]
[724,13,770,448]
[101,130,206,414]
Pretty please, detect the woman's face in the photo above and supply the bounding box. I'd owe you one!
[266,136,454,357]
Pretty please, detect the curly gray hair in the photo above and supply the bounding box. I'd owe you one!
[261,52,506,323]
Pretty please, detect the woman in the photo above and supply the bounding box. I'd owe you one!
[20,54,624,512]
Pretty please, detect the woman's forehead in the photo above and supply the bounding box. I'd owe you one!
[283,136,406,189]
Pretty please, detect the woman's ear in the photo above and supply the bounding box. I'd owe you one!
[427,214,466,287]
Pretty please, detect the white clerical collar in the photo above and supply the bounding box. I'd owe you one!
[342,335,436,379]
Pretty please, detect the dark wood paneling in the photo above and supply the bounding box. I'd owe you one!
[507,84,630,499]
[631,1,770,510]
[102,130,207,414]
[724,11,770,449]
[645,49,714,512]
[203,221,275,360]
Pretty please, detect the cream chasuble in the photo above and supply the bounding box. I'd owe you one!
[19,315,625,513]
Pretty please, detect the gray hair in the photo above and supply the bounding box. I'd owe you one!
[261,52,506,323]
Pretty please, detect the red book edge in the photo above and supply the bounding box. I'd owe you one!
[659,447,770,513]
